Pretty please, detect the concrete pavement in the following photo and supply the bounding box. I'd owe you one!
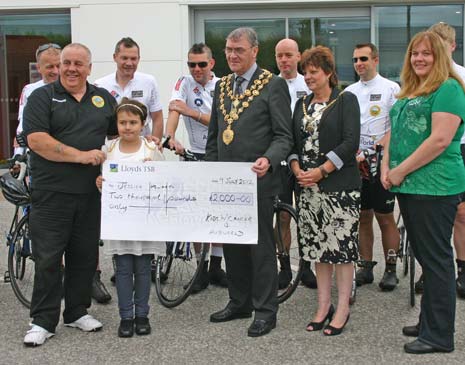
[1,193,465,365]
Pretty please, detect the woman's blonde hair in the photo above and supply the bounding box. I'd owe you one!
[398,31,465,98]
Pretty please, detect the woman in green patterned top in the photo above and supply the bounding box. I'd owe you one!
[381,31,465,355]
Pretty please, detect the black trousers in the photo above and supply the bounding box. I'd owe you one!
[397,193,460,351]
[29,190,100,333]
[223,196,278,321]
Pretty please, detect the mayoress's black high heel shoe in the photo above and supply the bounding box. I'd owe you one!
[323,313,350,336]
[306,304,335,332]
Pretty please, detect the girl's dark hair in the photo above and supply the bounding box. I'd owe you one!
[116,97,147,122]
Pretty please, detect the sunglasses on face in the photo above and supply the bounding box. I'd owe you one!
[187,61,208,68]
[36,43,61,58]
[352,56,369,63]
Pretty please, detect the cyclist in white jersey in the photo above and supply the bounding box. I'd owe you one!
[94,37,163,139]
[165,43,227,292]
[346,43,400,291]
[14,43,61,155]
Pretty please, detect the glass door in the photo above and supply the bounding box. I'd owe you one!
[0,12,71,159]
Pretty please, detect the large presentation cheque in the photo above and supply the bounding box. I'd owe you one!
[100,161,258,244]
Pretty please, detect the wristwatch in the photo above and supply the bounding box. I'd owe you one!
[318,165,329,178]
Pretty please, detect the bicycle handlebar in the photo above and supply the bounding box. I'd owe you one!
[161,136,198,162]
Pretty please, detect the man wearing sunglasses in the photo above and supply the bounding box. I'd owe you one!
[94,37,163,139]
[165,43,227,293]
[345,43,400,291]
[14,43,61,155]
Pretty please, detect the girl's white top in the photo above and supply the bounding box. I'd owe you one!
[103,137,166,256]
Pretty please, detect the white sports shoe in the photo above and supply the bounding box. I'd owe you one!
[64,314,103,332]
[24,325,54,347]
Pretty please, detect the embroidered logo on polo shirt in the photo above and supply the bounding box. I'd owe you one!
[132,90,143,98]
[195,98,203,106]
[193,87,201,96]
[92,96,105,108]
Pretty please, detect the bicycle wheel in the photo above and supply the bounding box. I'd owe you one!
[8,213,34,308]
[275,202,303,304]
[408,243,416,307]
[396,212,409,277]
[154,241,208,308]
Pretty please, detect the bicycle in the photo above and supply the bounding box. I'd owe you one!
[274,196,305,303]
[152,136,208,308]
[396,209,416,307]
[1,153,34,308]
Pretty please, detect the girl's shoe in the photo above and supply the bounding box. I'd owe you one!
[323,313,350,336]
[306,304,335,331]
[135,317,151,335]
[118,319,134,338]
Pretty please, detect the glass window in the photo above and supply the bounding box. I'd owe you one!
[289,17,370,86]
[205,19,286,77]
[374,5,464,82]
[0,12,71,158]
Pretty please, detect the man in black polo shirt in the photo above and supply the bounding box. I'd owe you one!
[22,43,117,347]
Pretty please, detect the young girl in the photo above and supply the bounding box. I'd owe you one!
[96,97,163,338]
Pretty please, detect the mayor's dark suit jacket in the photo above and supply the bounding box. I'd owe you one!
[290,87,361,192]
[205,68,293,196]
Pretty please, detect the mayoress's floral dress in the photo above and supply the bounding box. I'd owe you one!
[298,102,360,264]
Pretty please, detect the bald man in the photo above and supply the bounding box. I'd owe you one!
[274,38,315,290]
[275,39,310,111]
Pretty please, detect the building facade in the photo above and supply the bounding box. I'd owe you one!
[0,0,463,158]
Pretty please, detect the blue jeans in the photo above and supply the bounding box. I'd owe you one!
[114,254,152,320]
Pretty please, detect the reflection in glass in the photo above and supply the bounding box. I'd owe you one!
[289,17,370,86]
[205,19,286,77]
[374,5,464,82]
[0,13,71,158]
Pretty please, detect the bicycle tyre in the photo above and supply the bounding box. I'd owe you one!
[275,202,303,304]
[396,211,409,277]
[400,225,409,277]
[408,243,415,307]
[8,213,34,308]
[154,242,208,308]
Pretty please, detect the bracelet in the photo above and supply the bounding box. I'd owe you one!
[197,111,202,122]
[318,165,329,178]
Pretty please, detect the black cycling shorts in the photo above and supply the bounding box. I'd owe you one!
[360,175,395,214]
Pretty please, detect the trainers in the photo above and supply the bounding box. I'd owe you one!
[456,271,465,299]
[24,325,54,347]
[415,273,424,294]
[278,268,292,289]
[379,266,399,291]
[65,314,103,332]
[91,271,112,304]
[355,261,377,286]
[209,268,228,287]
[300,261,317,289]
[186,261,209,294]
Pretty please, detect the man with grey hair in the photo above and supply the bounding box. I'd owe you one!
[206,27,293,337]
[14,43,61,155]
[22,43,117,346]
